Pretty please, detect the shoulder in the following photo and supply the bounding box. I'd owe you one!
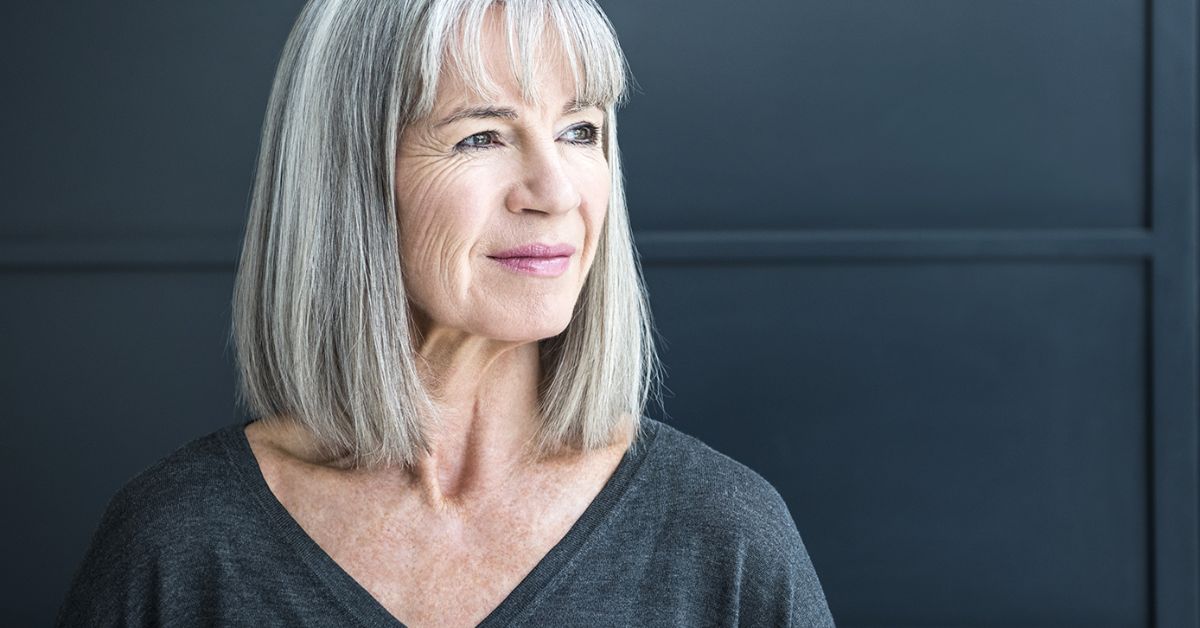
[642,418,798,539]
[635,417,836,626]
[55,424,250,626]
[98,425,246,547]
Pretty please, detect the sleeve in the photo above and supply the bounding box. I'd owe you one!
[54,483,166,628]
[54,467,226,628]
[736,484,837,628]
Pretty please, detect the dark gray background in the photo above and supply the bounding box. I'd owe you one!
[2,1,1197,626]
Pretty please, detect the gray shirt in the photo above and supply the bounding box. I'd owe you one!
[56,417,835,627]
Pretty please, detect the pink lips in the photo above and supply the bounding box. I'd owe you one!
[487,243,575,277]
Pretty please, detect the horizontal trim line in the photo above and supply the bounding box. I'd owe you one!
[0,234,240,269]
[0,229,1155,268]
[635,229,1155,261]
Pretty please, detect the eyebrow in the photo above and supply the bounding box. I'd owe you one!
[433,98,599,128]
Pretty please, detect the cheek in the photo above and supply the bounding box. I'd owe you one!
[395,162,495,310]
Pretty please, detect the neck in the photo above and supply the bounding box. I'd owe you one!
[411,325,548,511]
[254,316,620,515]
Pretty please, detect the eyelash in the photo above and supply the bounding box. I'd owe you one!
[453,122,603,153]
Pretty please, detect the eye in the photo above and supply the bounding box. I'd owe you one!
[562,122,601,146]
[454,130,501,152]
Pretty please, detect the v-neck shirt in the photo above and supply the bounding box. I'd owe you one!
[55,417,835,627]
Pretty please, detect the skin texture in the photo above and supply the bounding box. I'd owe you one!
[243,8,631,627]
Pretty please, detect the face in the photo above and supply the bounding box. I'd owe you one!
[395,17,610,345]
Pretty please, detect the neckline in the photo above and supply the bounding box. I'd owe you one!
[217,416,662,628]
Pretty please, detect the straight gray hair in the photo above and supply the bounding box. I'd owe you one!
[231,0,663,470]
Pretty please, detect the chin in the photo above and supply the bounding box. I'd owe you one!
[477,306,576,343]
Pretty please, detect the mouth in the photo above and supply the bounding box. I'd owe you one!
[486,243,575,277]
[486,254,572,277]
[488,242,577,259]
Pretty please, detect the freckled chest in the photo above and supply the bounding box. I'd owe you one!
[247,432,627,628]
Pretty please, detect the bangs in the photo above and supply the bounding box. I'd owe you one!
[408,0,630,119]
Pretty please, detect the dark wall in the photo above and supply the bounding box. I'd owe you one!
[3,2,1197,626]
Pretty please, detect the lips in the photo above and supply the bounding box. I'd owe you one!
[488,243,577,259]
[486,242,575,277]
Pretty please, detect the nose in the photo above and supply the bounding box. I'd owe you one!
[504,141,582,215]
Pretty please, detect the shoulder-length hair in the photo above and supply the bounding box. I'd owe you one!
[231,0,663,470]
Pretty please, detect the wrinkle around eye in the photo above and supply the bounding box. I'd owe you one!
[398,126,455,160]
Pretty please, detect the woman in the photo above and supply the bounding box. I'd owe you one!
[56,0,834,626]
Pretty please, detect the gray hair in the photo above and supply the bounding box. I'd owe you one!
[231,0,663,469]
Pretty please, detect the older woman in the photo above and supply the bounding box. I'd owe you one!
[56,0,833,626]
